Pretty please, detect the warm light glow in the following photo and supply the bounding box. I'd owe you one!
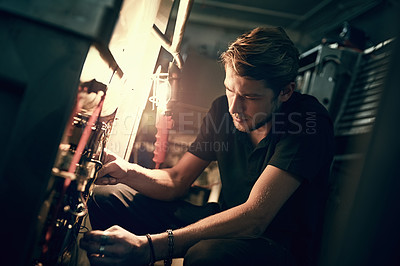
[102,0,166,159]
[80,46,114,85]
[149,65,171,113]
[79,46,126,118]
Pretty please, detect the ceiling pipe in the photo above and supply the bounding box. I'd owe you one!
[196,0,302,20]
[289,0,334,29]
[308,0,382,37]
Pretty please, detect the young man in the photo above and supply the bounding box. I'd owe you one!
[80,27,334,266]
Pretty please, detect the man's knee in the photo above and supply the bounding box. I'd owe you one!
[89,183,136,209]
[88,184,178,234]
[184,240,236,266]
[88,184,139,230]
[183,238,294,266]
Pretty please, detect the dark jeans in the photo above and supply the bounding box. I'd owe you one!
[88,183,295,266]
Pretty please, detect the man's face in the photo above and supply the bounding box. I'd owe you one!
[224,66,281,133]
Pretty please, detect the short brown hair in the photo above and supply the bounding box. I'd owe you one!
[220,27,299,95]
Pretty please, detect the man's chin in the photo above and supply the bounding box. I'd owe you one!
[233,120,251,133]
[233,118,270,133]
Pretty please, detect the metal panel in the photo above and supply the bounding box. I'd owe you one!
[297,45,361,120]
[335,42,392,136]
[0,1,122,265]
[0,0,121,43]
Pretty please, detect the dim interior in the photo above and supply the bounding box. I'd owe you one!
[0,0,399,265]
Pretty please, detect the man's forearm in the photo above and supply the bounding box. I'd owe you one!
[150,203,268,260]
[120,164,188,201]
[98,152,207,201]
[148,165,301,261]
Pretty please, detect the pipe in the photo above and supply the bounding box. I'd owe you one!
[289,0,334,29]
[151,0,194,168]
[170,0,194,55]
[197,0,301,20]
[152,0,194,69]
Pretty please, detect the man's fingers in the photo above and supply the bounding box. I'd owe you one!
[82,230,109,242]
[95,176,117,185]
[97,161,120,178]
[80,236,103,256]
[101,148,118,164]
[95,161,120,184]
[80,231,124,259]
[80,231,111,253]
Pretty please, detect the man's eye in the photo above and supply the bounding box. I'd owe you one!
[244,96,261,100]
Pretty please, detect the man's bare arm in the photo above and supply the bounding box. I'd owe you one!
[96,151,210,201]
[150,165,301,258]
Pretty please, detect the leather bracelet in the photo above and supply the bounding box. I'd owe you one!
[164,229,174,266]
[146,234,155,266]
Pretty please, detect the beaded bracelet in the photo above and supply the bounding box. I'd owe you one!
[146,234,155,266]
[164,229,174,266]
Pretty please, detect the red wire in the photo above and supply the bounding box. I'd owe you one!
[153,115,173,169]
[68,96,105,174]
[42,93,105,256]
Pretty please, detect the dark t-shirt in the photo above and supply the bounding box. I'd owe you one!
[188,91,334,265]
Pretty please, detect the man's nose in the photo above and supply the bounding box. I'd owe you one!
[229,94,244,114]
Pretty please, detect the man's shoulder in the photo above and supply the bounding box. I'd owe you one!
[286,91,330,117]
[278,92,334,136]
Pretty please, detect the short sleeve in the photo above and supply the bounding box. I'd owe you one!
[268,113,334,182]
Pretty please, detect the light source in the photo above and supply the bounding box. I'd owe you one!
[149,65,171,114]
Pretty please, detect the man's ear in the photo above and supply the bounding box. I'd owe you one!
[279,82,295,102]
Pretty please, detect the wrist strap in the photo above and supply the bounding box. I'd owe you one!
[164,229,174,266]
[146,234,155,266]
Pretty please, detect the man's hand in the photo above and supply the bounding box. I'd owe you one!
[95,149,131,185]
[79,225,150,266]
